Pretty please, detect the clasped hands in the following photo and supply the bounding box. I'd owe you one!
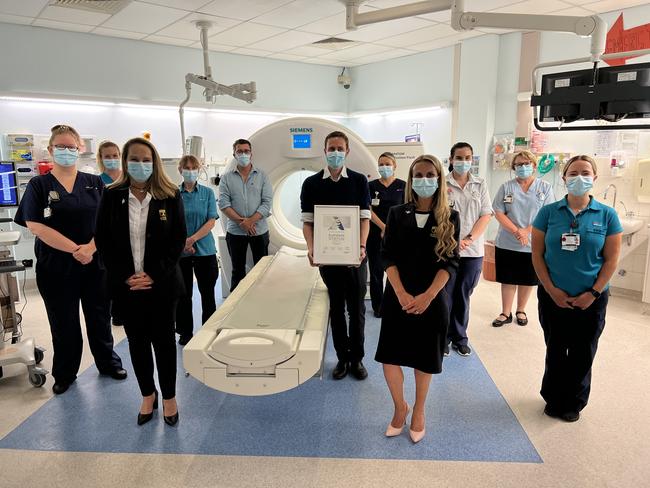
[126,272,154,291]
[548,287,595,310]
[72,243,94,265]
[512,227,530,246]
[238,217,257,236]
[396,289,437,315]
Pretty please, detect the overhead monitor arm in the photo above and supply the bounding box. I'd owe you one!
[342,0,607,61]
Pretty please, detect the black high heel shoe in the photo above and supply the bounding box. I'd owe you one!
[163,400,179,426]
[137,391,158,426]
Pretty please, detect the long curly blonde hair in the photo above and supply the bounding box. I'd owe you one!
[405,155,457,261]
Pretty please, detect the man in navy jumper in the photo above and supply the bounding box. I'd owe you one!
[300,131,371,380]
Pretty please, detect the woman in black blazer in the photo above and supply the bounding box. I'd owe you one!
[375,154,460,443]
[95,137,186,427]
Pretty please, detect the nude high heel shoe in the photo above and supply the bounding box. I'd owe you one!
[409,427,426,443]
[385,403,410,437]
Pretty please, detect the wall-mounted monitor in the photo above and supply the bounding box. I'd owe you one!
[0,161,19,207]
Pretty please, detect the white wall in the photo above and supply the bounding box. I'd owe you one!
[0,22,347,113]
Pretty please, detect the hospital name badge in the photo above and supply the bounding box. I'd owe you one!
[159,209,167,221]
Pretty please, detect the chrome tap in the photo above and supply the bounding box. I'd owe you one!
[603,184,617,210]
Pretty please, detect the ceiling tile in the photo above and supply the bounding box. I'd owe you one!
[92,27,147,39]
[268,52,309,61]
[253,0,344,29]
[32,18,94,33]
[232,47,274,57]
[0,0,49,18]
[376,23,457,48]
[102,2,188,34]
[353,48,417,65]
[288,45,335,57]
[296,11,348,36]
[408,32,479,52]
[583,0,650,12]
[566,0,599,4]
[317,43,391,61]
[198,0,294,21]
[365,0,415,7]
[246,30,324,52]
[550,6,596,15]
[0,13,34,25]
[418,11,451,23]
[38,5,110,25]
[190,40,237,52]
[144,35,195,46]
[208,22,286,46]
[492,1,573,14]
[153,12,239,40]
[338,16,435,42]
[142,0,213,10]
[466,0,525,9]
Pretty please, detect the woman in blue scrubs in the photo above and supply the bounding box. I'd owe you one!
[96,140,122,186]
[532,155,622,422]
[14,124,126,395]
[175,154,218,346]
[368,152,406,317]
[492,151,555,327]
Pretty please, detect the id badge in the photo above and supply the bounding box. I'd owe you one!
[371,198,380,206]
[561,232,580,251]
[44,207,52,219]
[503,194,513,204]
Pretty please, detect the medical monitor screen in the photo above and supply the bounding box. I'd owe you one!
[292,134,311,149]
[0,162,18,207]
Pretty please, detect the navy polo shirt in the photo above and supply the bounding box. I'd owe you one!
[368,178,406,236]
[14,172,104,263]
[533,196,623,296]
[300,168,371,222]
[180,183,218,256]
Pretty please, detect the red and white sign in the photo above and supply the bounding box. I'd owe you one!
[604,13,650,66]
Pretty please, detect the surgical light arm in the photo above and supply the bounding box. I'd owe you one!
[342,0,607,62]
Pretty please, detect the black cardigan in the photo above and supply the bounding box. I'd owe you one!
[95,184,187,300]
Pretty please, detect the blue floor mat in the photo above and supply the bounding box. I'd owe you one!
[0,281,541,462]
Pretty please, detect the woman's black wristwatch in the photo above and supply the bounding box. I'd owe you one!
[589,288,601,298]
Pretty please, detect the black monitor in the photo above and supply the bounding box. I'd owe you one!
[0,161,19,207]
[598,63,650,122]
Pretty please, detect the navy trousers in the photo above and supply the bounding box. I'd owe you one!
[537,286,608,412]
[445,256,483,346]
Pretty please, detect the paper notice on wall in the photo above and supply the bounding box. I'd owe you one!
[594,131,616,156]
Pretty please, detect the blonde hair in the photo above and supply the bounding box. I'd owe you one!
[116,138,178,200]
[178,154,201,170]
[405,154,457,261]
[96,140,120,173]
[563,154,598,176]
[378,152,397,166]
[511,150,537,170]
[49,124,81,146]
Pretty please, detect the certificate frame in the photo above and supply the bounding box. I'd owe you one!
[313,205,360,265]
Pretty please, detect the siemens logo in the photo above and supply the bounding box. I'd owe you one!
[290,128,313,133]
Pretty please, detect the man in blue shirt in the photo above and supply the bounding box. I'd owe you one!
[218,139,273,291]
[301,131,371,381]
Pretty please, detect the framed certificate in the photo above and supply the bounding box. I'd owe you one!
[313,205,360,265]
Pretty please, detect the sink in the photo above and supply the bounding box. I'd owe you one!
[619,217,644,236]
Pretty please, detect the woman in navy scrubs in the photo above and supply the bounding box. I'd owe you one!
[96,137,186,426]
[532,155,622,422]
[368,152,406,317]
[14,124,126,395]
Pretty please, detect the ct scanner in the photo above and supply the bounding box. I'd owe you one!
[183,118,379,396]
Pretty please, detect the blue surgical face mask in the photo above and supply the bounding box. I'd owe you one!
[236,153,251,166]
[326,151,346,169]
[53,148,79,167]
[128,161,153,183]
[565,175,593,196]
[453,161,472,174]
[182,169,199,183]
[411,177,439,198]
[515,164,534,179]
[378,166,394,178]
[103,159,121,171]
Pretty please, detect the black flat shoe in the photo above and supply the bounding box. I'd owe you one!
[350,361,368,380]
[332,361,348,380]
[52,382,71,395]
[492,313,512,327]
[100,368,128,380]
[515,311,528,326]
[137,391,158,426]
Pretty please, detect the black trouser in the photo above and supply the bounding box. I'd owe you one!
[538,286,608,413]
[226,231,269,291]
[175,254,219,338]
[366,232,384,314]
[36,259,122,385]
[110,300,125,325]
[445,256,483,346]
[120,291,177,400]
[319,261,367,362]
